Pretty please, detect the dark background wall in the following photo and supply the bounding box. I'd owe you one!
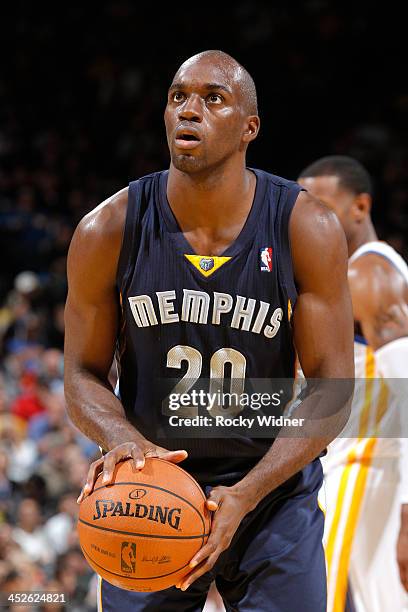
[1,2,407,303]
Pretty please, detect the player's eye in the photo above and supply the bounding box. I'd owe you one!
[207,93,223,104]
[172,92,185,103]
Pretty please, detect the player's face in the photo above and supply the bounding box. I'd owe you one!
[298,175,355,242]
[164,57,254,174]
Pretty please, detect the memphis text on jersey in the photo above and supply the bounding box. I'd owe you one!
[128,289,283,338]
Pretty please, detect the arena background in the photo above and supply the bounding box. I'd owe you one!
[0,3,406,610]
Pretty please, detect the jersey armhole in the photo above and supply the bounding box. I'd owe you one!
[277,184,304,313]
[116,180,142,297]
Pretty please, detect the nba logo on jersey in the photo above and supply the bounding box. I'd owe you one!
[260,247,273,272]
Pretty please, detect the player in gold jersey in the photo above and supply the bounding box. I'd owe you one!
[299,156,408,612]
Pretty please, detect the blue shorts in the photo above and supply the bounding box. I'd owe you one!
[99,459,326,612]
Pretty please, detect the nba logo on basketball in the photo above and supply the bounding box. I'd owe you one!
[260,247,273,272]
[121,542,136,573]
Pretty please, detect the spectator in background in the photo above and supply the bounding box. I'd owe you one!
[41,348,64,385]
[20,474,49,513]
[11,371,47,422]
[36,433,75,503]
[2,272,46,352]
[55,548,95,610]
[0,523,46,605]
[2,423,38,486]
[28,379,68,441]
[0,448,12,520]
[11,498,53,565]
[44,492,79,556]
[0,378,25,440]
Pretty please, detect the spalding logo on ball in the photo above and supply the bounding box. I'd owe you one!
[77,457,211,592]
[92,498,182,530]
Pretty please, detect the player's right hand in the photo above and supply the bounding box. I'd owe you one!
[77,441,188,503]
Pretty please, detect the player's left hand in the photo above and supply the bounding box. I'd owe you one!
[397,506,408,592]
[176,484,253,591]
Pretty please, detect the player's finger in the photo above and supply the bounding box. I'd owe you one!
[78,457,104,502]
[157,449,188,463]
[179,552,218,590]
[189,502,232,568]
[130,446,145,470]
[101,453,120,484]
[188,535,219,569]
[77,487,86,504]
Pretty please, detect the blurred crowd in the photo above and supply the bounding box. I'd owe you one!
[0,1,407,609]
[0,277,99,610]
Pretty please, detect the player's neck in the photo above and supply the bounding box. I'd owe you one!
[348,219,378,257]
[166,161,256,233]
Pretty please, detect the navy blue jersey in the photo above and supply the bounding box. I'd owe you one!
[115,168,303,483]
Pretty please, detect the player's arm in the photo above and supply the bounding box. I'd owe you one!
[64,189,187,502]
[349,253,408,350]
[399,438,408,592]
[178,192,354,591]
[349,256,408,591]
[232,193,354,495]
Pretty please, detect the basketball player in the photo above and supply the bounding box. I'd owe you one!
[298,156,408,612]
[64,51,354,611]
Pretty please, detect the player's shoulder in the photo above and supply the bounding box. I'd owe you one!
[78,187,128,239]
[255,168,339,222]
[252,169,344,250]
[291,188,343,244]
[78,170,164,240]
[78,171,165,235]
[349,251,389,277]
[66,187,129,280]
[348,243,408,311]
[67,187,129,272]
[349,243,407,296]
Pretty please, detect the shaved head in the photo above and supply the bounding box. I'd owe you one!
[165,49,260,174]
[174,50,258,115]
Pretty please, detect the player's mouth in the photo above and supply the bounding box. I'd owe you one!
[174,127,202,150]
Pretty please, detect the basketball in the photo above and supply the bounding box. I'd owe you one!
[77,457,211,592]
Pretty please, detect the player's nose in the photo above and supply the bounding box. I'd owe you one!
[178,94,203,123]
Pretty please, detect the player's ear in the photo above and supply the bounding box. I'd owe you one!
[242,116,260,144]
[353,193,372,222]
